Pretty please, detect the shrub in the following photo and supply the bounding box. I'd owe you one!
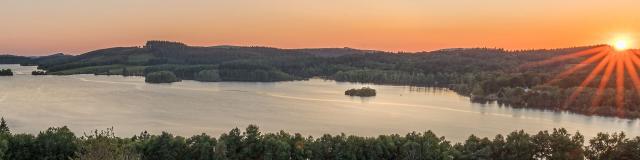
[0,69,13,76]
[145,71,180,83]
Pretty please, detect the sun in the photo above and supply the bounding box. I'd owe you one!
[610,37,633,51]
[613,40,629,51]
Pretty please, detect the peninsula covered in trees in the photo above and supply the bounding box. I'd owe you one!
[0,119,638,160]
[0,69,13,76]
[2,41,639,118]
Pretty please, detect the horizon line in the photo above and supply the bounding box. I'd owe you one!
[2,41,613,56]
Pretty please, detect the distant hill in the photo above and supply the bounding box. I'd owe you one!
[0,55,32,64]
[0,41,601,75]
[289,47,380,57]
[25,53,74,66]
[207,45,377,57]
[28,41,387,73]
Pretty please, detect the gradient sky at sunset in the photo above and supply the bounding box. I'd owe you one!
[2,0,640,55]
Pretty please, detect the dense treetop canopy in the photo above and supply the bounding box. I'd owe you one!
[0,119,638,160]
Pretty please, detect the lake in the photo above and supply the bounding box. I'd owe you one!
[0,64,638,142]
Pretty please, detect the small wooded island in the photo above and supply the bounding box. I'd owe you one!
[145,71,181,83]
[0,69,13,76]
[345,87,377,97]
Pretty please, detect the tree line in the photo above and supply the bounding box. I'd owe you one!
[0,118,638,160]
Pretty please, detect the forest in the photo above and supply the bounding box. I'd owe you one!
[0,69,13,76]
[1,41,639,118]
[0,118,637,160]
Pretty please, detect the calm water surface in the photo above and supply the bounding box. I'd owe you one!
[0,64,638,142]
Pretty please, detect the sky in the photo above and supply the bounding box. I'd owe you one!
[1,0,640,55]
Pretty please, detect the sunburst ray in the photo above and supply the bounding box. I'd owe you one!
[615,52,626,117]
[590,52,618,113]
[546,51,609,85]
[519,46,607,69]
[528,42,640,118]
[626,50,640,93]
[562,54,612,109]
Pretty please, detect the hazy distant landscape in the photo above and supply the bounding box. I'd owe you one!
[3,41,636,118]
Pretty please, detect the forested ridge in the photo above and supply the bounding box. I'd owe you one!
[2,41,639,118]
[0,119,638,160]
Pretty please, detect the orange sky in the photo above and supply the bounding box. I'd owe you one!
[1,0,640,55]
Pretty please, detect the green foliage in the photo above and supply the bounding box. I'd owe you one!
[48,65,127,75]
[31,70,47,75]
[35,126,79,160]
[0,118,9,135]
[218,69,297,82]
[143,64,216,80]
[0,69,13,76]
[0,139,6,160]
[194,70,221,82]
[345,87,377,97]
[502,130,536,160]
[0,118,9,160]
[121,68,129,76]
[216,61,299,82]
[184,133,217,160]
[138,132,186,160]
[76,127,139,160]
[455,135,492,159]
[333,69,435,85]
[532,128,585,160]
[261,132,291,160]
[0,136,6,159]
[241,125,263,159]
[6,134,35,160]
[0,120,637,160]
[586,132,640,160]
[218,128,242,159]
[0,55,32,64]
[144,71,180,83]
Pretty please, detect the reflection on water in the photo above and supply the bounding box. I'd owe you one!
[407,86,454,94]
[0,64,638,142]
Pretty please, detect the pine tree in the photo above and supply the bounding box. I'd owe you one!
[0,118,9,134]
